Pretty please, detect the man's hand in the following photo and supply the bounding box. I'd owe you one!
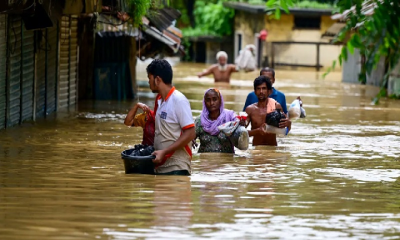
[197,73,203,78]
[152,150,167,164]
[137,103,151,113]
[279,113,291,130]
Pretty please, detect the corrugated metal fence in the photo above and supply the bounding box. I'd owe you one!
[59,15,78,110]
[0,15,7,129]
[0,14,78,130]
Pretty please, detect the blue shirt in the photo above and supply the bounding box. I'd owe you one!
[243,88,288,114]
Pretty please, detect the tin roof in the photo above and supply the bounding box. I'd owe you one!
[146,7,181,31]
[322,1,379,42]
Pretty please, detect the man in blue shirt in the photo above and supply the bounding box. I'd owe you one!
[243,67,287,114]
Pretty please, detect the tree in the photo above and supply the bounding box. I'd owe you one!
[267,0,400,102]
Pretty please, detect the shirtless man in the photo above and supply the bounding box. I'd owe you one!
[246,76,291,146]
[197,51,238,83]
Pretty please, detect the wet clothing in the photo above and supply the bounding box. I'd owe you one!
[195,89,238,153]
[200,88,236,136]
[195,117,235,153]
[154,87,194,174]
[243,88,287,114]
[155,170,190,176]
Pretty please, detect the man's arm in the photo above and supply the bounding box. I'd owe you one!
[279,112,292,132]
[245,105,268,137]
[152,127,196,163]
[198,65,215,78]
[124,103,151,126]
[248,124,266,137]
[230,64,239,73]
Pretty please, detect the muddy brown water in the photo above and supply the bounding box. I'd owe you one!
[1,63,400,239]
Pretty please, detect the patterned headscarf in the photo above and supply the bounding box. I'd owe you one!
[201,88,236,135]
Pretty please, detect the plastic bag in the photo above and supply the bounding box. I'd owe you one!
[263,124,287,137]
[232,126,249,150]
[218,120,249,150]
[300,106,306,118]
[288,99,301,119]
[288,99,306,119]
[265,109,286,128]
[217,120,240,137]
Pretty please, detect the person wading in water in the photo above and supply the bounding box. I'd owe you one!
[246,76,291,146]
[197,51,238,83]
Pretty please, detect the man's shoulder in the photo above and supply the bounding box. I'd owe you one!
[209,64,219,70]
[274,88,286,98]
[246,91,257,98]
[245,103,257,113]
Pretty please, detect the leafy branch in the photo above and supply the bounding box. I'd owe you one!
[267,0,400,102]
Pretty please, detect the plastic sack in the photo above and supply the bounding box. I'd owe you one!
[288,99,306,119]
[300,107,306,118]
[265,109,286,128]
[217,120,240,137]
[218,120,249,150]
[232,126,249,150]
[288,99,301,119]
[263,124,287,137]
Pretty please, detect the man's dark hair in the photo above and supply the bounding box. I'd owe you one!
[259,67,275,78]
[146,59,173,84]
[254,76,272,90]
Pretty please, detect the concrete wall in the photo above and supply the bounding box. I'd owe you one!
[366,57,385,87]
[388,61,400,96]
[342,49,361,84]
[234,12,342,70]
[233,11,265,61]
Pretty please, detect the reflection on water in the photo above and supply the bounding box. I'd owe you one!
[1,63,400,239]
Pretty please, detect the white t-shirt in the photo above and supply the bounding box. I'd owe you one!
[154,87,194,174]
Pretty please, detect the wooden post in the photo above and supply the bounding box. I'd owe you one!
[316,43,320,71]
[271,42,275,68]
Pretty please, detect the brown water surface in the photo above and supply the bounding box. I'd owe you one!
[1,63,400,239]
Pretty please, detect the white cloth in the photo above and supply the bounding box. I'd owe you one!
[154,87,194,173]
[235,46,256,71]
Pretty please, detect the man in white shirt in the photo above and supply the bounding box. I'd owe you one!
[146,59,195,175]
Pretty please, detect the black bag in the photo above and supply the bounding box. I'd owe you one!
[265,109,286,128]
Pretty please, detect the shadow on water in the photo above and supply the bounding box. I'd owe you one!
[1,63,400,239]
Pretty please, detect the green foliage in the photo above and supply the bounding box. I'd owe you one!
[295,0,335,9]
[267,0,335,19]
[126,0,153,26]
[268,0,400,103]
[182,1,235,37]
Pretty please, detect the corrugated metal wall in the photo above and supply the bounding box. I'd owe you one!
[69,16,78,106]
[0,15,6,129]
[36,30,47,118]
[0,14,79,130]
[7,15,22,127]
[59,15,78,110]
[46,25,58,115]
[21,24,35,122]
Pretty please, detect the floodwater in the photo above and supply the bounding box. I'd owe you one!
[1,62,400,240]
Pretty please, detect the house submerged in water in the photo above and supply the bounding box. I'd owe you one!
[0,0,184,130]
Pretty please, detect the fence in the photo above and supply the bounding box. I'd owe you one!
[271,41,338,71]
